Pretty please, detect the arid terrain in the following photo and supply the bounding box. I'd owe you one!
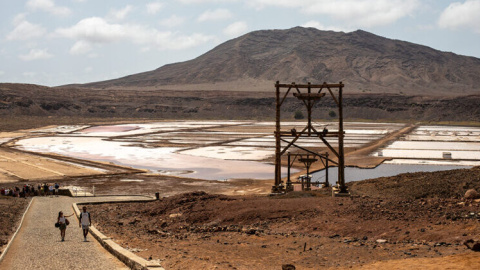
[1,119,480,269]
[2,84,480,122]
[0,196,29,255]
[2,24,480,270]
[88,167,480,269]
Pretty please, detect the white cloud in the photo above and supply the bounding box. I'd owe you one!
[146,2,163,14]
[246,0,419,27]
[107,5,134,21]
[302,21,350,32]
[198,8,233,22]
[19,49,53,61]
[223,21,248,37]
[246,0,297,9]
[438,0,480,33]
[84,66,93,73]
[0,71,5,76]
[55,17,125,43]
[13,13,27,25]
[55,17,216,50]
[26,0,71,16]
[160,15,185,27]
[6,16,47,41]
[70,40,93,55]
[179,0,238,3]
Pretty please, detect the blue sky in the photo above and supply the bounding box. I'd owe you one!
[1,0,479,86]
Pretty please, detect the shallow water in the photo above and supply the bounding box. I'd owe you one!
[311,164,471,184]
[16,136,294,181]
[13,121,409,181]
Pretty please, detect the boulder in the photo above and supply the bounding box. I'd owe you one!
[464,239,480,251]
[465,189,480,200]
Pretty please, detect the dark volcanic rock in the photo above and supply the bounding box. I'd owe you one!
[282,264,296,270]
[464,239,480,251]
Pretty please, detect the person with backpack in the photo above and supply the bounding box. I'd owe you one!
[79,206,92,242]
[57,211,74,242]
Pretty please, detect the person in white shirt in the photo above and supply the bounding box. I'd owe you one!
[57,211,74,242]
[79,206,92,242]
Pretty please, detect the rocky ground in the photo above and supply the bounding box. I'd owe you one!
[2,84,480,123]
[1,116,480,268]
[0,196,30,255]
[88,167,480,269]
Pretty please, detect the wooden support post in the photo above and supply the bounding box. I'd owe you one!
[273,81,282,193]
[325,152,329,187]
[305,164,311,191]
[337,82,347,193]
[286,152,293,192]
[307,82,312,136]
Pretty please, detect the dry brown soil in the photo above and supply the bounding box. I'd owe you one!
[0,196,30,255]
[89,167,480,270]
[1,119,480,269]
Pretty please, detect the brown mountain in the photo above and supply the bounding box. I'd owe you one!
[77,27,480,96]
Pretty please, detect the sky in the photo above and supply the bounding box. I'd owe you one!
[1,0,480,87]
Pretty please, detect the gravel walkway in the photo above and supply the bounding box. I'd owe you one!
[0,195,152,270]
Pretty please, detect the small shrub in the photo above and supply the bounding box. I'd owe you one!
[294,110,304,119]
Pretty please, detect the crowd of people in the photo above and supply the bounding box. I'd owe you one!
[0,183,60,197]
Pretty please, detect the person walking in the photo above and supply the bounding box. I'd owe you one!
[54,183,60,197]
[57,211,74,242]
[79,206,91,242]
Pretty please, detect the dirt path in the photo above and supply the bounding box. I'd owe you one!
[0,195,152,270]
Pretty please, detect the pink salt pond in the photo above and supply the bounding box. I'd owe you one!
[80,125,140,133]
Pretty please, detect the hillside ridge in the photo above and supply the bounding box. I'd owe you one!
[73,27,480,96]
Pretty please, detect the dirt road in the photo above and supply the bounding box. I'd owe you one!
[0,195,152,270]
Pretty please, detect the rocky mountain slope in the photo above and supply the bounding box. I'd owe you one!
[2,83,480,122]
[77,27,480,96]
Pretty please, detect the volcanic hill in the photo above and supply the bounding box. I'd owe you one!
[3,27,480,121]
[77,27,480,96]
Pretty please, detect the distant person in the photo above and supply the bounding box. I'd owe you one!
[57,211,74,242]
[79,206,92,242]
[54,183,60,196]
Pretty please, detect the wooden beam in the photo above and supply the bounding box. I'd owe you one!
[276,83,344,88]
[293,93,326,100]
[278,131,342,137]
[280,126,308,155]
